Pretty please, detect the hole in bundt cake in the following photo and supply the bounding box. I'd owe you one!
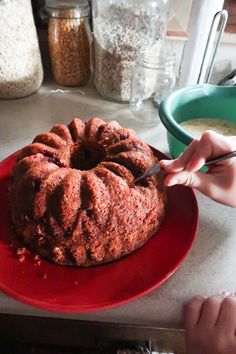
[71,142,106,171]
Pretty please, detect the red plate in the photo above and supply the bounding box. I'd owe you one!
[0,149,198,313]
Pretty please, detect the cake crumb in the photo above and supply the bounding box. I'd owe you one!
[34,256,42,266]
[18,255,25,263]
[16,247,27,262]
[16,247,27,255]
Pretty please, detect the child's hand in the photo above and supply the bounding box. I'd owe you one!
[160,131,236,207]
[185,295,236,354]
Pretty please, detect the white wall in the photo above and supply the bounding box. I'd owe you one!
[168,33,236,85]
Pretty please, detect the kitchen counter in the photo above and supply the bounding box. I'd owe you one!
[0,80,236,330]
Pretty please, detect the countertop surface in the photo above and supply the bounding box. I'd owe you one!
[0,81,236,329]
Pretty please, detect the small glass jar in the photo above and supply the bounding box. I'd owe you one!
[47,0,91,87]
[130,42,176,125]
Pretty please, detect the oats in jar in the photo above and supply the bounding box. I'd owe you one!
[92,2,168,102]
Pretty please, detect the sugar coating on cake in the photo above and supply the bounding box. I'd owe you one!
[9,118,166,267]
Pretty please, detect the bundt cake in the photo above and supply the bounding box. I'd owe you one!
[9,117,166,266]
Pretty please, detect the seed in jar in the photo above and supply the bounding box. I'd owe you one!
[48,9,91,87]
[93,4,164,101]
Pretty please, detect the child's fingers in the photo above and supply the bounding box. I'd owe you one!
[164,169,236,206]
[164,170,204,190]
[185,132,214,172]
[198,296,223,328]
[161,130,236,174]
[160,139,199,173]
[216,297,236,335]
[182,130,236,172]
[184,295,206,330]
[185,151,207,173]
[174,132,213,173]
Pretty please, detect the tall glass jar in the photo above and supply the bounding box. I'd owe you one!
[130,41,176,125]
[0,0,43,99]
[92,0,170,102]
[47,0,91,87]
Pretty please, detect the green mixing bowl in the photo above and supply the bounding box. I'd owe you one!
[159,84,236,158]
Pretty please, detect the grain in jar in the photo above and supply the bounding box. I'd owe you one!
[47,0,91,87]
[0,0,43,99]
[92,0,170,102]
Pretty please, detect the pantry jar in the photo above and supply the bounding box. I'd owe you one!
[92,0,170,102]
[130,42,176,125]
[47,0,91,87]
[0,0,43,99]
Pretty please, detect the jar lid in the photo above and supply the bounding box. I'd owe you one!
[46,0,90,18]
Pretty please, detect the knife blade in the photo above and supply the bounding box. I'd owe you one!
[134,150,236,184]
[134,163,162,183]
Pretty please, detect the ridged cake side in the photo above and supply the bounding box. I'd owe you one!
[9,118,166,266]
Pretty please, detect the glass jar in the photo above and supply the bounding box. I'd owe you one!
[92,0,170,102]
[47,0,91,87]
[130,42,176,125]
[0,0,43,99]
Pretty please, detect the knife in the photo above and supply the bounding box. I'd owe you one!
[134,150,236,183]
